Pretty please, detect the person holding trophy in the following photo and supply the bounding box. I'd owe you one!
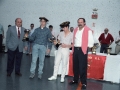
[48,21,73,82]
[29,17,52,79]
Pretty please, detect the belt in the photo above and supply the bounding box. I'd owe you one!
[74,47,81,50]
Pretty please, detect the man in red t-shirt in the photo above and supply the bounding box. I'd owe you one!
[98,28,114,53]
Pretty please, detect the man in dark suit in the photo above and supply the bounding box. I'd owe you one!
[6,18,27,76]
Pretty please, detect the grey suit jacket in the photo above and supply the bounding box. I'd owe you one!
[6,26,25,52]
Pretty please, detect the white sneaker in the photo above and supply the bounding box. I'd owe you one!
[60,78,64,83]
[48,76,57,80]
[29,73,35,79]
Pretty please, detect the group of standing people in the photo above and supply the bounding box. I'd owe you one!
[4,17,94,90]
[0,17,119,90]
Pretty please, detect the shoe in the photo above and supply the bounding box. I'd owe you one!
[81,84,87,90]
[26,53,29,55]
[29,73,35,79]
[60,78,64,83]
[15,73,22,76]
[7,73,11,76]
[48,76,57,80]
[69,80,78,85]
[38,74,42,79]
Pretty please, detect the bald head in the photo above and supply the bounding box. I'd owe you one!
[104,28,109,34]
[15,18,22,27]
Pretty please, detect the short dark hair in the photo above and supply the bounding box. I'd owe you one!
[31,23,34,26]
[70,27,74,29]
[60,29,63,32]
[8,25,11,27]
[77,18,86,23]
[49,25,53,28]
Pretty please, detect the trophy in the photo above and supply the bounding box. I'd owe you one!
[106,47,112,55]
[48,35,56,43]
[54,40,62,49]
[91,43,99,54]
[92,46,96,54]
[22,29,30,42]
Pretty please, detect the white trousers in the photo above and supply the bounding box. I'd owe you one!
[53,47,69,78]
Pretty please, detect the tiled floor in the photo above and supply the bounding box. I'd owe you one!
[0,53,119,90]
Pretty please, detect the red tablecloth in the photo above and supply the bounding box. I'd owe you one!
[68,53,106,80]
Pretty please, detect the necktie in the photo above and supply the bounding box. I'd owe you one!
[18,27,20,39]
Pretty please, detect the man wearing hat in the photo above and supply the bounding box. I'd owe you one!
[48,21,73,82]
[29,17,52,79]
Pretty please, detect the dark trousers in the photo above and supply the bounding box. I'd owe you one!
[7,47,23,74]
[73,47,88,85]
[0,34,2,52]
[100,44,109,53]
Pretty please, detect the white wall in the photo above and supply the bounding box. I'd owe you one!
[0,0,120,55]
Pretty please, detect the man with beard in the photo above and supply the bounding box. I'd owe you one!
[69,18,94,90]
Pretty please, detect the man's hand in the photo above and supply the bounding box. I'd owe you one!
[61,43,67,48]
[24,46,27,51]
[108,43,112,46]
[53,40,57,45]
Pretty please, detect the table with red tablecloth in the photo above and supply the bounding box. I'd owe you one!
[68,53,106,80]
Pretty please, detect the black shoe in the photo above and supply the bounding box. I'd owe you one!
[26,53,29,55]
[69,81,78,85]
[81,84,87,90]
[15,73,22,76]
[7,73,11,76]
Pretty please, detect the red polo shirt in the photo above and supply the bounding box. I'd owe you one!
[98,33,114,44]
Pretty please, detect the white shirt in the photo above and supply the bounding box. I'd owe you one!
[58,32,73,45]
[115,36,120,45]
[104,33,108,39]
[51,30,56,38]
[16,26,21,35]
[74,28,94,47]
